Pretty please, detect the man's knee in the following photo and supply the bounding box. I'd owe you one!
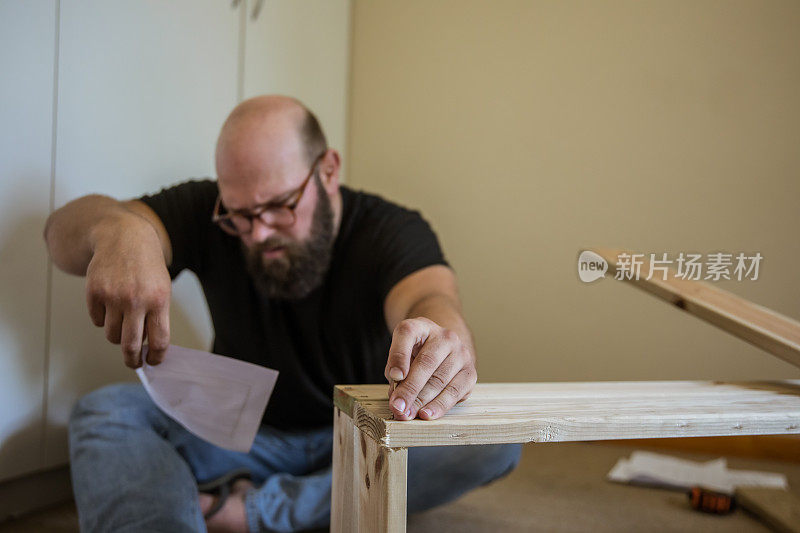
[449,442,522,488]
[69,382,153,435]
[407,442,522,513]
[482,442,523,483]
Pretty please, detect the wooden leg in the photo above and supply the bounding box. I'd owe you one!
[331,406,407,533]
[357,424,407,532]
[332,407,358,532]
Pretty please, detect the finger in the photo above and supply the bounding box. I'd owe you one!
[119,310,146,369]
[86,290,106,327]
[104,307,123,344]
[418,368,477,420]
[391,332,456,420]
[407,353,461,419]
[144,308,170,365]
[384,319,427,383]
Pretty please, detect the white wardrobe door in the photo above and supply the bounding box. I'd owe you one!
[0,1,56,481]
[244,0,352,176]
[45,0,241,467]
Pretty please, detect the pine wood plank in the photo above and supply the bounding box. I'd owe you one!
[591,247,800,368]
[736,487,800,533]
[334,381,800,448]
[357,427,407,533]
[331,407,358,533]
[331,406,407,533]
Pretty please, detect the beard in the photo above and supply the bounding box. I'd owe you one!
[242,176,335,299]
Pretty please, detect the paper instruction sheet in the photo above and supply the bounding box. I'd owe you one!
[136,344,278,453]
[608,450,788,494]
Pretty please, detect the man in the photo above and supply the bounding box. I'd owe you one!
[44,95,521,532]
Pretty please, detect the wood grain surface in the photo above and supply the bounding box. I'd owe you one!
[334,381,800,448]
[591,247,800,368]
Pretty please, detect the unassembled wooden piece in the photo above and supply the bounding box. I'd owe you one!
[331,381,800,531]
[590,247,800,369]
[736,486,800,533]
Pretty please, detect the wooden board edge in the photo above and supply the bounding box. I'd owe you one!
[379,418,800,448]
[736,486,800,533]
[333,385,357,418]
[353,401,391,447]
[589,247,800,369]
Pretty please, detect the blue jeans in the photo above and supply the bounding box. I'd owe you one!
[69,382,522,532]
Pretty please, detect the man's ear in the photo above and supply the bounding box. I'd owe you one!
[320,149,341,194]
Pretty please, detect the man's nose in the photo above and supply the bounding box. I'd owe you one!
[248,216,277,242]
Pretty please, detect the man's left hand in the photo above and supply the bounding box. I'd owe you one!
[384,317,477,421]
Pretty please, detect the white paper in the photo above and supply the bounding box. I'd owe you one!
[607,451,788,494]
[136,344,278,453]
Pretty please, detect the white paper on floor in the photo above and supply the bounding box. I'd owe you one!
[607,450,788,494]
[135,344,278,453]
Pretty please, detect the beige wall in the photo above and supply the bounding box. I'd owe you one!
[347,0,800,382]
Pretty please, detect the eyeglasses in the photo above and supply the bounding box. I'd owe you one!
[212,153,325,236]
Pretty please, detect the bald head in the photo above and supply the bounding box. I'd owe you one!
[215,95,328,199]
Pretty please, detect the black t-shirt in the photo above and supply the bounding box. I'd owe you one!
[138,180,447,429]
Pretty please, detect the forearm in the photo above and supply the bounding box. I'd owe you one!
[43,194,153,276]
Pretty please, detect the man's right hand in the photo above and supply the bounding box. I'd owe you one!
[84,215,171,368]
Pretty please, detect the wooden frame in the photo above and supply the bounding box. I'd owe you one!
[331,380,800,532]
[330,248,800,530]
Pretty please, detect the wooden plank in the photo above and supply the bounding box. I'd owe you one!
[357,428,407,533]
[590,247,800,369]
[331,405,407,533]
[736,487,800,533]
[336,381,800,448]
[334,384,367,418]
[331,407,358,533]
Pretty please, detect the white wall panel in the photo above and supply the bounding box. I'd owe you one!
[0,0,57,480]
[45,0,241,467]
[244,0,351,177]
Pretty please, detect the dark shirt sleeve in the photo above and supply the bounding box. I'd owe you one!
[137,179,218,279]
[371,204,449,303]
